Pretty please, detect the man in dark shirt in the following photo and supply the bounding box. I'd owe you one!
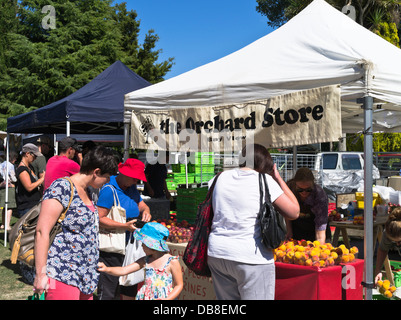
[143,162,171,199]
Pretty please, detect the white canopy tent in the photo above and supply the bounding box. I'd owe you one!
[125,0,401,131]
[125,0,401,299]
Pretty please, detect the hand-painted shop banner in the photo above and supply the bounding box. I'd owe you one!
[130,85,341,151]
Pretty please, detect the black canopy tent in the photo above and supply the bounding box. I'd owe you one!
[3,61,151,246]
[7,60,151,137]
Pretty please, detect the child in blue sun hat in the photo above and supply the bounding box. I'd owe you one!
[98,222,183,300]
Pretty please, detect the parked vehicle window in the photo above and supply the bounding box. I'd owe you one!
[322,154,338,169]
[342,154,362,170]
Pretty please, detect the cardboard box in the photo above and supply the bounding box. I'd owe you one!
[167,242,216,300]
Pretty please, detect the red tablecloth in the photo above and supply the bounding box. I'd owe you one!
[275,259,364,300]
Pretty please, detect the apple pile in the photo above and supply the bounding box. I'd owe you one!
[155,218,195,243]
[328,209,344,222]
[274,239,359,268]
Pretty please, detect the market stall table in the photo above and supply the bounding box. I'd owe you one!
[275,259,364,300]
[330,216,394,285]
[167,241,216,300]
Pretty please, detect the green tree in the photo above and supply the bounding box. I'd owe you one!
[0,0,174,130]
[346,133,401,152]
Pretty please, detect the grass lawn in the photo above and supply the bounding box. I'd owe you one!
[0,215,33,300]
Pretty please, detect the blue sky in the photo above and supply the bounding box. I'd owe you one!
[123,0,274,79]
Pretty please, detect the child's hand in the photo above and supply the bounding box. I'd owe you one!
[97,262,107,272]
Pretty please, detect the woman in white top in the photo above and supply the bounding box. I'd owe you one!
[207,144,299,300]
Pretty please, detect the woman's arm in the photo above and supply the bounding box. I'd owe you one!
[164,258,184,300]
[271,164,300,220]
[98,257,145,276]
[374,247,388,284]
[138,201,152,222]
[315,229,326,244]
[18,169,44,192]
[98,206,136,232]
[33,198,64,294]
[285,218,294,239]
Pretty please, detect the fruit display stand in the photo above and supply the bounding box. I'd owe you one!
[275,259,364,300]
[167,241,216,300]
[274,240,364,300]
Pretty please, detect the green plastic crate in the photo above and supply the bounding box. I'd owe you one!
[195,164,215,173]
[195,152,215,165]
[194,173,215,183]
[390,261,401,287]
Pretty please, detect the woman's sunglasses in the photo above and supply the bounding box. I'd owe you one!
[296,187,312,193]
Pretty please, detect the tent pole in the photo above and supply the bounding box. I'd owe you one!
[66,120,70,136]
[3,133,10,247]
[362,62,374,300]
[292,146,297,177]
[123,122,130,162]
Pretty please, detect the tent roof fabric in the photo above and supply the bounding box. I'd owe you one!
[124,0,401,133]
[7,61,151,134]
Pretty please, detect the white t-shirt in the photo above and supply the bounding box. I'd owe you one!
[207,168,283,264]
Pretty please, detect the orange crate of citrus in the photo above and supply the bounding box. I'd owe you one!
[274,239,359,268]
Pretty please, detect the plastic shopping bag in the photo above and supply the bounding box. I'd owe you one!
[119,232,146,286]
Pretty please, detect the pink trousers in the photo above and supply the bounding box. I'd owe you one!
[45,279,93,300]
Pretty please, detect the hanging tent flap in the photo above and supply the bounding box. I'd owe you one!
[131,85,341,151]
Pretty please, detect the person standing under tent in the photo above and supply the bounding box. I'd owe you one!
[143,152,171,200]
[33,146,118,300]
[44,137,81,191]
[0,151,18,230]
[286,167,331,244]
[31,135,53,195]
[375,207,401,285]
[15,144,45,285]
[98,222,184,300]
[15,144,44,218]
[207,144,299,300]
[96,158,152,300]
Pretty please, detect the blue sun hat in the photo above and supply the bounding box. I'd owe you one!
[134,222,170,252]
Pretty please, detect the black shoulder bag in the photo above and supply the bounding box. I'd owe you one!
[258,173,287,249]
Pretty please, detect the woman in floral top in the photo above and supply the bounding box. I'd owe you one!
[33,146,118,300]
[98,222,183,300]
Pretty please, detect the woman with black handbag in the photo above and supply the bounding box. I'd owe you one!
[207,144,299,300]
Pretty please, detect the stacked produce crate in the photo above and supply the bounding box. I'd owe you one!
[176,187,209,224]
[169,152,216,222]
[166,152,216,191]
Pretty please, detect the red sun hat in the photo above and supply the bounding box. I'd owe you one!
[118,159,147,182]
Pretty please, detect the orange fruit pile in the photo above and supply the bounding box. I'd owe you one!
[377,279,397,299]
[274,240,359,268]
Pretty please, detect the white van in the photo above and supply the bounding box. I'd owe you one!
[313,152,379,200]
[315,152,365,172]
